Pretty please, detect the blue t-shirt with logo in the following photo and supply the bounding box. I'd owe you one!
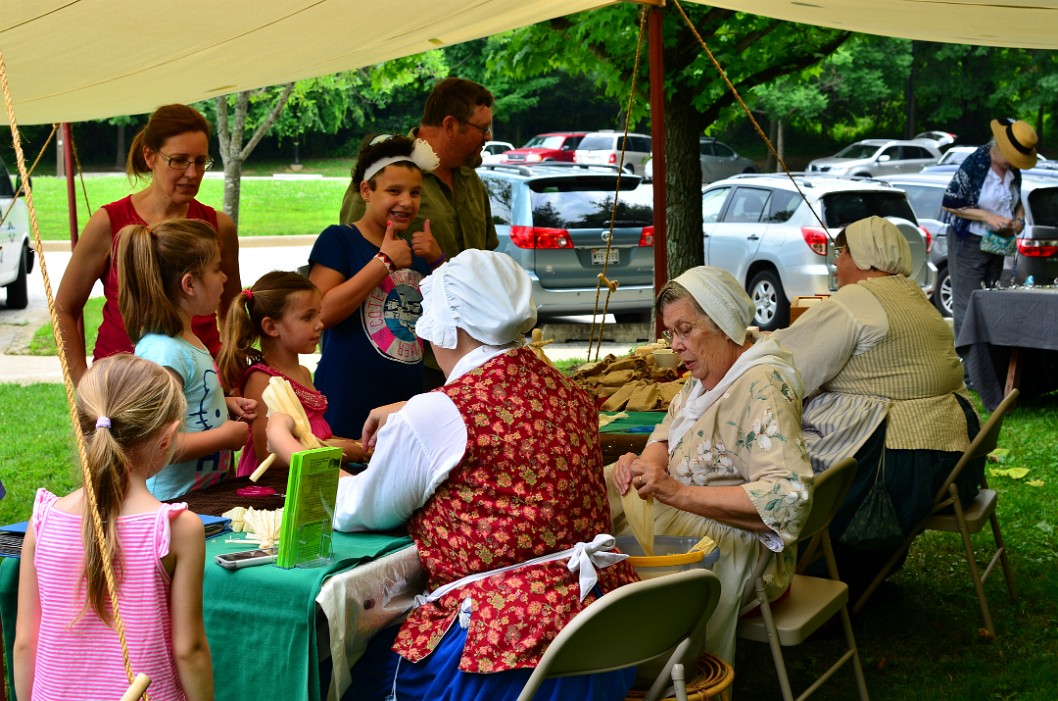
[309,224,430,438]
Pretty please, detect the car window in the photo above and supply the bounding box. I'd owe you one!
[905,146,931,160]
[894,183,945,219]
[702,187,730,223]
[766,189,801,223]
[724,188,770,223]
[528,180,652,229]
[713,143,734,158]
[881,146,901,160]
[578,135,615,150]
[1027,187,1058,225]
[631,136,652,152]
[482,177,513,226]
[700,141,715,157]
[561,136,583,150]
[835,143,881,159]
[821,191,917,228]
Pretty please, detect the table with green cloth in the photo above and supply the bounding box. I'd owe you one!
[599,411,666,464]
[0,471,426,701]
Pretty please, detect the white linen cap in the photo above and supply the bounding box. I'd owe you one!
[416,249,538,349]
[672,266,754,344]
[844,216,912,276]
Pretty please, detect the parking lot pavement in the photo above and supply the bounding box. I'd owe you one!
[1,239,647,383]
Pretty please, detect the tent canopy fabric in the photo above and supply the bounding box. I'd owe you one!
[2,0,1058,126]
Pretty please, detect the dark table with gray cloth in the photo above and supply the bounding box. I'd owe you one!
[956,288,1058,410]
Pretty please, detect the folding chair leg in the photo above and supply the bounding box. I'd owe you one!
[839,606,870,701]
[754,584,795,701]
[955,511,995,636]
[852,530,916,615]
[989,513,1017,600]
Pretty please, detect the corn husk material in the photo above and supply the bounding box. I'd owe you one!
[573,347,687,412]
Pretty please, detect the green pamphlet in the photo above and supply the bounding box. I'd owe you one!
[276,446,343,569]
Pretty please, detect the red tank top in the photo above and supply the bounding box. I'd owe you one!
[93,195,223,361]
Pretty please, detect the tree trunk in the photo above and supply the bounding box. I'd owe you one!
[776,118,784,171]
[115,123,125,170]
[766,118,778,172]
[214,83,295,226]
[663,90,707,278]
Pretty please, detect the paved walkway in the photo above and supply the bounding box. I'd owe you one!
[1,238,644,384]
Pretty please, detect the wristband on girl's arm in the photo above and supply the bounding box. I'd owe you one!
[374,251,396,273]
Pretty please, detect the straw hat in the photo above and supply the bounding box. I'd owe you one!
[990,117,1038,170]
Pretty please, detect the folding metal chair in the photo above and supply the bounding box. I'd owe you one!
[737,456,869,701]
[853,389,1018,636]
[516,569,723,701]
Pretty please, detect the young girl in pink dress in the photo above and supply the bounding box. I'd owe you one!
[218,270,365,475]
[14,354,214,701]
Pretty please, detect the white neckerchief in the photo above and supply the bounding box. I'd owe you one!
[666,335,803,455]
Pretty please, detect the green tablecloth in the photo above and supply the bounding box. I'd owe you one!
[599,410,666,434]
[2,531,412,701]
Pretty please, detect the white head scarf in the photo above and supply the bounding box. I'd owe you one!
[416,249,537,349]
[671,266,755,344]
[844,216,912,276]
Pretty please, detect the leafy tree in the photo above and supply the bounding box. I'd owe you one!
[488,5,850,277]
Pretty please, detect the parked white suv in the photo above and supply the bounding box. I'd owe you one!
[574,131,652,176]
[807,139,941,178]
[0,155,31,309]
[702,173,935,330]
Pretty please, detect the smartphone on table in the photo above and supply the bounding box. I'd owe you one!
[214,546,278,570]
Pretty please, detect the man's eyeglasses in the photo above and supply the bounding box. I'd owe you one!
[461,120,493,138]
[662,319,704,344]
[158,152,215,171]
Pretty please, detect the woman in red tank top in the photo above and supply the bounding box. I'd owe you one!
[55,104,240,385]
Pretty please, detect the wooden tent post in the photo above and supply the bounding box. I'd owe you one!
[648,5,667,339]
[63,122,78,246]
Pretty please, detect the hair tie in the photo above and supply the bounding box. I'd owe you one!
[244,288,254,301]
[95,416,112,430]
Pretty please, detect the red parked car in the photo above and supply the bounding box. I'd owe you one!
[500,132,587,165]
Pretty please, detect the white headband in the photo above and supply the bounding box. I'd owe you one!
[362,138,440,182]
[672,266,754,345]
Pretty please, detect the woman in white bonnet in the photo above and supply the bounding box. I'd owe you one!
[773,215,981,600]
[274,249,639,701]
[610,265,814,664]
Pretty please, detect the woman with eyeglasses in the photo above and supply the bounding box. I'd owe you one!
[609,266,813,664]
[56,103,240,385]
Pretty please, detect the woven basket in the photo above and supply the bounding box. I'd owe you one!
[624,652,734,701]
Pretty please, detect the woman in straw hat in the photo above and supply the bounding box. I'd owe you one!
[270,249,639,701]
[773,216,982,593]
[942,117,1038,340]
[610,266,814,664]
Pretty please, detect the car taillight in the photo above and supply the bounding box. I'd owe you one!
[920,226,933,254]
[510,225,573,249]
[639,226,654,247]
[1017,238,1058,257]
[801,227,829,256]
[608,153,616,165]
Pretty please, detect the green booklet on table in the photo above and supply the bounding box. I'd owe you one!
[276,445,343,569]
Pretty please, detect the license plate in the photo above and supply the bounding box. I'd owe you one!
[592,248,620,265]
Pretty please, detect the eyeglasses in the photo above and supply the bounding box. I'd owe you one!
[157,151,215,171]
[833,245,847,257]
[662,319,704,344]
[460,120,493,138]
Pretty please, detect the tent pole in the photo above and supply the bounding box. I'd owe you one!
[63,122,78,247]
[648,5,667,338]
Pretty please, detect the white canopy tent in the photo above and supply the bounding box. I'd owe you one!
[2,0,1058,125]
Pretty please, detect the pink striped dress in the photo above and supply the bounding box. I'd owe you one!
[28,489,188,701]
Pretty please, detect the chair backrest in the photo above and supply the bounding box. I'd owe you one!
[518,569,722,695]
[931,389,1018,504]
[798,456,858,544]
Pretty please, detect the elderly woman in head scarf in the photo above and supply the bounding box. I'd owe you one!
[611,266,813,664]
[272,249,639,701]
[772,216,981,593]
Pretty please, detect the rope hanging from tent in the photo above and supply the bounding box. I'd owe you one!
[0,123,57,231]
[0,50,149,701]
[586,6,649,361]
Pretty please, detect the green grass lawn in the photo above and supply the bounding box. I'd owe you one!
[25,167,352,241]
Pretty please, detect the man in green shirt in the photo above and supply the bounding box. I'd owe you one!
[339,77,499,260]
